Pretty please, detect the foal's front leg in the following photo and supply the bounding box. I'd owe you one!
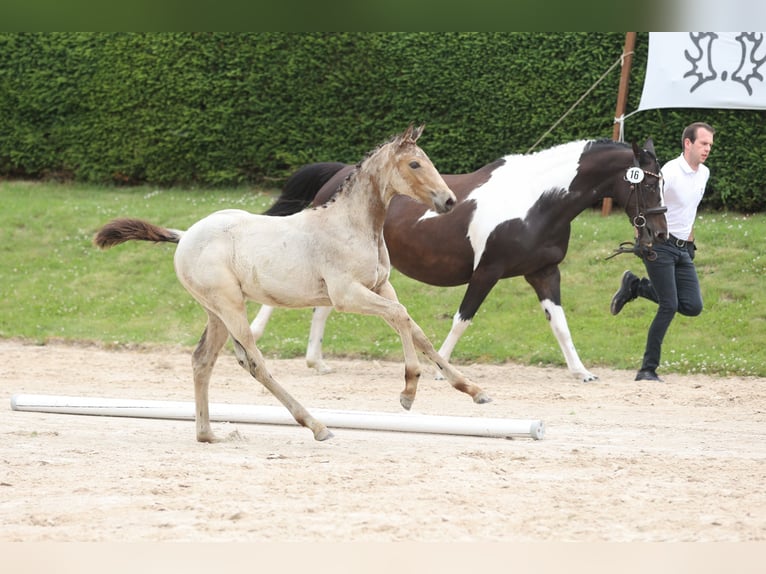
[409,322,492,404]
[373,282,491,405]
[333,281,491,409]
[330,281,424,409]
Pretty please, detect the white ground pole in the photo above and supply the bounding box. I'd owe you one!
[10,394,545,440]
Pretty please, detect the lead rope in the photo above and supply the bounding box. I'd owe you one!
[604,240,644,260]
[605,182,646,260]
[527,51,632,153]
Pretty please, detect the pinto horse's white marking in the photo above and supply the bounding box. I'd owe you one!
[415,297,592,382]
[539,299,591,377]
[465,141,585,270]
[94,125,492,444]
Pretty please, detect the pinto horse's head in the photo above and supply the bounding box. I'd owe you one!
[615,138,668,257]
[386,124,456,214]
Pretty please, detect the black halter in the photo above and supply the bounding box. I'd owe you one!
[606,161,667,261]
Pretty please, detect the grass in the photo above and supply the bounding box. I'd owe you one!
[2,181,765,377]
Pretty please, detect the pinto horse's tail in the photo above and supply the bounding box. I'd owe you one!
[94,218,183,249]
[263,162,347,216]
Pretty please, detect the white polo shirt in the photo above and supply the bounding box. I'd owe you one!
[660,153,709,241]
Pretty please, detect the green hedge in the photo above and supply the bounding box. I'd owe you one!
[1,32,764,210]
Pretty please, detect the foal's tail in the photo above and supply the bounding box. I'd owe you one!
[94,218,183,249]
[263,162,347,216]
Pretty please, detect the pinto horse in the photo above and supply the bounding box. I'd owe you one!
[94,125,491,443]
[252,138,667,381]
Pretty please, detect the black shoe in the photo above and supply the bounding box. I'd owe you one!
[635,369,663,382]
[610,270,639,316]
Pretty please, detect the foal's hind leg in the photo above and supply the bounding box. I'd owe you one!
[194,280,331,441]
[192,313,230,442]
[228,335,333,441]
[214,297,332,440]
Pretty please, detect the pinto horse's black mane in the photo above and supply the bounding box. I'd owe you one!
[584,138,628,153]
[531,139,628,213]
[584,138,658,163]
[531,138,658,217]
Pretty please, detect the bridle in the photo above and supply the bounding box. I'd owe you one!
[606,160,667,261]
[626,165,666,229]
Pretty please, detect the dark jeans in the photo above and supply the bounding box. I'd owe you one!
[637,241,703,371]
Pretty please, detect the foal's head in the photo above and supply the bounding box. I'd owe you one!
[377,124,456,214]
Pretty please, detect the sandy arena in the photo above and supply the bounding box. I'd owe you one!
[1,339,764,542]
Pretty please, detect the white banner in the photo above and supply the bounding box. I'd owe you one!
[638,32,766,111]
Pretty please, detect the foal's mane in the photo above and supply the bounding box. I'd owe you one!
[316,130,408,210]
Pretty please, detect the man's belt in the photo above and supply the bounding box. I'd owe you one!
[669,234,692,248]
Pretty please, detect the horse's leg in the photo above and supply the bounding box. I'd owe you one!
[249,304,274,341]
[406,319,492,405]
[211,292,332,441]
[525,267,598,382]
[305,306,333,374]
[434,267,502,379]
[191,312,230,443]
[331,281,490,409]
[228,335,332,440]
[253,304,334,375]
[330,281,422,408]
[436,312,471,364]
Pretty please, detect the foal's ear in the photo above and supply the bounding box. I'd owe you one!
[410,123,425,142]
[402,123,424,143]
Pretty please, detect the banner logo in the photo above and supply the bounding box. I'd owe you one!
[638,32,766,111]
[685,32,766,95]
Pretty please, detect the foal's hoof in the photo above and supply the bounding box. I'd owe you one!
[399,394,414,411]
[196,426,221,443]
[307,360,333,375]
[196,434,221,444]
[473,392,493,404]
[314,427,334,441]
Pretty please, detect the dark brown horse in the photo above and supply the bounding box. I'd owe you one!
[252,138,667,381]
